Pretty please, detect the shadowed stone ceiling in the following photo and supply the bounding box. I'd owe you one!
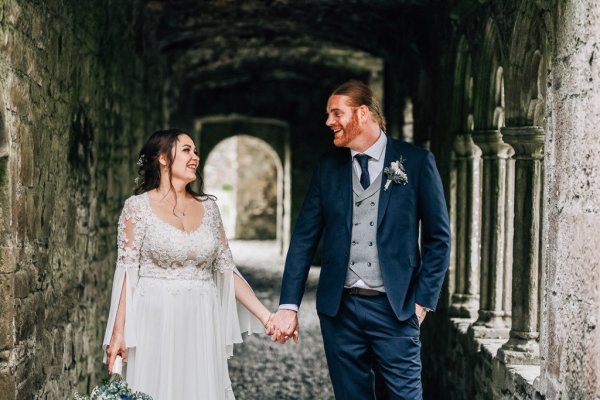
[141,0,440,89]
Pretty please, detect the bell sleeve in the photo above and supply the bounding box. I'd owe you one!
[102,196,144,363]
[212,203,264,358]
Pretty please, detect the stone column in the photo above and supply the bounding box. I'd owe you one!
[497,127,544,364]
[449,133,481,319]
[469,130,514,339]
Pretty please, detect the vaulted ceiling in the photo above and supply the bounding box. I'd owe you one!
[140,0,442,90]
[131,0,454,147]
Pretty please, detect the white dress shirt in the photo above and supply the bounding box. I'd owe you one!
[350,130,387,187]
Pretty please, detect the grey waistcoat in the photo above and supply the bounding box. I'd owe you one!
[345,169,384,288]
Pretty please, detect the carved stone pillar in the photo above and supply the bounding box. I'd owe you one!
[449,133,481,319]
[497,126,544,364]
[469,130,514,339]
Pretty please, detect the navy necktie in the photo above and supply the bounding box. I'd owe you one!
[355,154,371,190]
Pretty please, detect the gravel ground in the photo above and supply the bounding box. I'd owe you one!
[227,241,334,400]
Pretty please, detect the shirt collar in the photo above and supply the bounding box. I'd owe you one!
[350,130,387,161]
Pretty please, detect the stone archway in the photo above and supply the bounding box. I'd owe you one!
[195,115,291,255]
[204,135,279,240]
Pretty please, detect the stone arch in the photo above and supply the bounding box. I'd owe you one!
[204,135,280,241]
[448,34,483,319]
[451,36,475,134]
[474,18,506,130]
[495,0,552,366]
[468,20,516,335]
[505,2,549,127]
[195,115,291,255]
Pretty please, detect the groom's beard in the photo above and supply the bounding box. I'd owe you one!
[333,111,361,148]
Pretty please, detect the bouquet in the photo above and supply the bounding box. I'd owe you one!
[74,356,153,400]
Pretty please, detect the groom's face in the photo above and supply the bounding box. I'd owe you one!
[326,95,361,148]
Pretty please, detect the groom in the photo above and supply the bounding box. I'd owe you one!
[272,80,451,399]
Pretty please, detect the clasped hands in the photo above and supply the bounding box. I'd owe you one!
[261,304,425,344]
[262,309,299,344]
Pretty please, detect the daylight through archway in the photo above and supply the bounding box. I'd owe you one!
[204,135,282,242]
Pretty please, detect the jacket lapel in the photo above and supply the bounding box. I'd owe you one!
[377,138,397,228]
[337,150,353,234]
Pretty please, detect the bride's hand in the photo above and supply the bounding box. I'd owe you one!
[261,312,275,336]
[107,332,127,374]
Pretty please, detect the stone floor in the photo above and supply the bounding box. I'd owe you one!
[227,241,334,400]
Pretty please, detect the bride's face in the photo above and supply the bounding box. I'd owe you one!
[168,134,199,184]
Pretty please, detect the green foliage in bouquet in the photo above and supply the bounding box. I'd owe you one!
[74,374,153,400]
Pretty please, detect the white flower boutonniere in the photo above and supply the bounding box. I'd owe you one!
[383,156,408,191]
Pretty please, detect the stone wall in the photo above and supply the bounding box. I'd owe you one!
[421,313,542,400]
[541,0,600,398]
[0,1,163,398]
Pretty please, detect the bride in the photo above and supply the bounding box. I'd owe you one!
[103,128,276,399]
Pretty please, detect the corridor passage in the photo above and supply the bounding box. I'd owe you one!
[2,1,600,398]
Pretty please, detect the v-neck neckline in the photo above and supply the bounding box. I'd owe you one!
[143,192,206,235]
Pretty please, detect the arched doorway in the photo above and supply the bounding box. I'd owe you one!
[195,115,291,254]
[204,135,281,240]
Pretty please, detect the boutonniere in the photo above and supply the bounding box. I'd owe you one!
[383,157,408,191]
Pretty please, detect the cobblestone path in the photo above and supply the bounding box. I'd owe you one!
[228,241,334,400]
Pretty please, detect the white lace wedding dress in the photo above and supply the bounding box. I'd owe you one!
[102,192,263,399]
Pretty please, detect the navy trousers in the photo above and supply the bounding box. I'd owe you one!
[318,293,423,400]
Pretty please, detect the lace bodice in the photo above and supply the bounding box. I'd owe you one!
[103,192,263,359]
[117,193,236,282]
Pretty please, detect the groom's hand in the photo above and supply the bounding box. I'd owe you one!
[415,304,427,326]
[271,309,299,344]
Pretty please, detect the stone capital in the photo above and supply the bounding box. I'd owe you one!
[501,126,545,159]
[452,133,482,158]
[471,129,514,159]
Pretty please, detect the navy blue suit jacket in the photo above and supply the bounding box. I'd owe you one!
[280,137,451,320]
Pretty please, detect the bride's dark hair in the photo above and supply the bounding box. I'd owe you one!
[133,128,213,200]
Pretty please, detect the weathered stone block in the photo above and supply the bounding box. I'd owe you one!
[12,270,29,299]
[0,246,16,274]
[13,297,35,342]
[0,273,14,351]
[0,372,16,400]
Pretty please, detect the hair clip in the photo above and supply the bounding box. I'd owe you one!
[136,155,146,167]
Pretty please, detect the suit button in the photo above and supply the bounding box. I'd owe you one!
[368,242,373,246]
[370,221,374,226]
[367,262,372,267]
